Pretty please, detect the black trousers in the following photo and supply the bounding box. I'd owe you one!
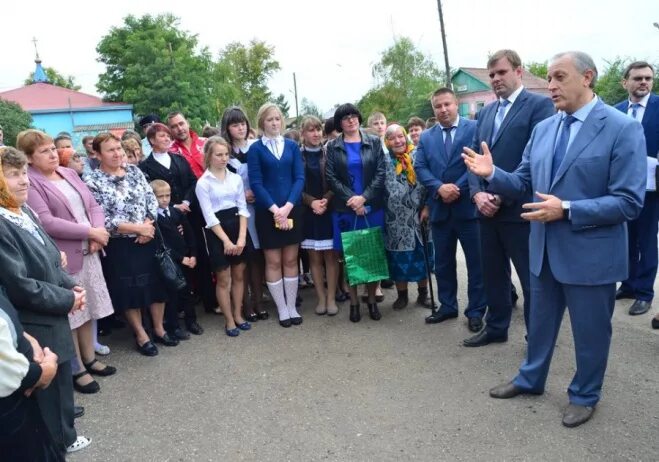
[188,205,218,312]
[35,360,76,452]
[480,219,531,337]
[164,266,197,332]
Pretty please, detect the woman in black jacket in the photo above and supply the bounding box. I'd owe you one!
[326,104,386,323]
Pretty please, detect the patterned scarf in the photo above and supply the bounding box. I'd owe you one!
[384,125,417,186]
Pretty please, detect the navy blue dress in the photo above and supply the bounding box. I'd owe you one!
[301,149,334,250]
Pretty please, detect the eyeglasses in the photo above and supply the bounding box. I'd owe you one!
[341,114,359,122]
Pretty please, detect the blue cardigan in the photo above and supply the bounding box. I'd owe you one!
[248,138,305,209]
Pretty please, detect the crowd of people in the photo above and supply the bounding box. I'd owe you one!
[0,49,657,459]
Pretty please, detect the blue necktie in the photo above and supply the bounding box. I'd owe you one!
[443,127,453,159]
[551,115,577,181]
[491,99,510,143]
[630,103,641,120]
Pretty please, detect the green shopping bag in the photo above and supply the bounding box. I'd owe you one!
[341,216,389,286]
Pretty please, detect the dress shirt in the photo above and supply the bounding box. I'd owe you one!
[627,93,650,122]
[261,135,285,160]
[195,169,250,228]
[152,151,172,169]
[158,207,170,217]
[440,116,460,142]
[0,316,29,398]
[498,85,525,119]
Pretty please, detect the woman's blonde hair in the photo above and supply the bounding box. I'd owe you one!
[255,103,285,134]
[202,136,231,169]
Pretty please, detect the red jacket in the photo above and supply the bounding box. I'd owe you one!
[170,131,206,178]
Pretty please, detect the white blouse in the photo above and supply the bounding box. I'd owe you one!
[195,169,250,228]
[261,135,285,160]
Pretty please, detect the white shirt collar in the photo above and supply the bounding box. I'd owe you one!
[501,85,524,105]
[439,117,460,129]
[629,93,650,108]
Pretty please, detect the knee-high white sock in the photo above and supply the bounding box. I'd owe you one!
[267,279,289,321]
[284,276,301,318]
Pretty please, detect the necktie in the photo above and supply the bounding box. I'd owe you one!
[270,139,279,156]
[164,209,170,218]
[491,99,510,142]
[630,103,641,120]
[442,127,454,159]
[551,115,577,181]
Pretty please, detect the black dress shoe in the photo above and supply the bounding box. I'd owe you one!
[290,316,303,325]
[367,303,382,320]
[245,312,259,322]
[279,318,292,328]
[615,288,634,300]
[172,327,191,340]
[73,372,100,394]
[489,382,529,399]
[257,310,270,320]
[425,311,458,324]
[74,406,84,419]
[652,316,659,329]
[153,333,179,346]
[83,359,117,377]
[392,295,408,310]
[136,340,158,356]
[629,300,651,316]
[468,316,483,333]
[463,330,508,347]
[349,304,361,323]
[186,321,204,335]
[562,404,595,428]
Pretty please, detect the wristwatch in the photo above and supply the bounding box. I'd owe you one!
[561,201,571,220]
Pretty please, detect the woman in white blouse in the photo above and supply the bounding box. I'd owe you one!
[196,137,251,337]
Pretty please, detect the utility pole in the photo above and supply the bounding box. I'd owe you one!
[436,0,451,87]
[293,72,300,127]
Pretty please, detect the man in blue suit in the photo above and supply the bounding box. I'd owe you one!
[465,50,554,347]
[614,62,659,318]
[463,51,646,427]
[415,87,486,332]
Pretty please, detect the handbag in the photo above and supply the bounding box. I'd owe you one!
[340,215,390,286]
[154,223,187,291]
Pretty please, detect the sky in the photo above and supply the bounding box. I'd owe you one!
[1,0,657,117]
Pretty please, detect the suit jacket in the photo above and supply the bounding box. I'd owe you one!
[139,153,197,205]
[469,89,555,221]
[0,207,77,363]
[27,166,105,274]
[414,117,477,222]
[487,99,646,285]
[248,138,304,209]
[614,93,659,159]
[156,206,197,263]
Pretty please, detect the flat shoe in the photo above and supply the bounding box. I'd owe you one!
[73,372,100,394]
[153,333,179,346]
[257,310,270,320]
[94,344,111,356]
[186,321,204,335]
[237,321,252,331]
[245,312,259,322]
[652,316,659,329]
[225,327,240,337]
[562,404,595,428]
[136,340,158,356]
[83,359,117,377]
[279,319,292,328]
[172,327,191,341]
[66,436,92,453]
[290,316,303,325]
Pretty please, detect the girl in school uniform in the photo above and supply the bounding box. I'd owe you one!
[247,103,305,328]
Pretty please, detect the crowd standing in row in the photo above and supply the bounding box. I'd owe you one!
[0,49,657,460]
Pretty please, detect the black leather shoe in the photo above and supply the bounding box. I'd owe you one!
[468,316,483,333]
[629,300,651,316]
[154,333,179,347]
[136,340,158,356]
[652,316,659,329]
[172,328,191,340]
[416,292,430,307]
[73,372,100,394]
[367,303,381,320]
[74,406,84,419]
[245,312,259,322]
[186,321,204,335]
[615,288,634,300]
[562,404,595,428]
[463,330,508,347]
[279,319,292,328]
[425,311,458,324]
[290,316,303,325]
[257,310,270,320]
[83,359,117,377]
[489,382,530,399]
[392,296,408,310]
[349,304,361,323]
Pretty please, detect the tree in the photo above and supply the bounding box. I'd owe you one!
[526,61,548,79]
[96,14,215,131]
[24,67,81,90]
[357,37,443,123]
[0,100,33,147]
[273,94,290,119]
[594,59,629,105]
[214,40,280,122]
[300,97,323,119]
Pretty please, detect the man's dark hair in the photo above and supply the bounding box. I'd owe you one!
[623,61,655,79]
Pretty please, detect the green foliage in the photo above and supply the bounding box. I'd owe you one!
[214,40,281,123]
[526,61,548,79]
[592,58,658,105]
[24,67,81,90]
[0,99,33,147]
[96,14,215,131]
[357,37,443,124]
[273,94,290,119]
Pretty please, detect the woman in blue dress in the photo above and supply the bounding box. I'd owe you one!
[326,104,386,323]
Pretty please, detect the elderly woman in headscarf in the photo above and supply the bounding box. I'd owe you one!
[0,147,91,455]
[383,124,432,311]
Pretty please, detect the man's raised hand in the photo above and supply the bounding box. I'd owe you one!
[462,142,494,178]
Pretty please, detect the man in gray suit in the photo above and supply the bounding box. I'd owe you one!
[463,51,646,427]
[465,49,554,347]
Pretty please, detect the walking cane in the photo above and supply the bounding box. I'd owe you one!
[420,219,439,313]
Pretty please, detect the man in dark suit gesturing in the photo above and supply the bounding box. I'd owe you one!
[465,50,554,347]
[463,51,646,427]
[614,62,659,318]
[415,88,486,332]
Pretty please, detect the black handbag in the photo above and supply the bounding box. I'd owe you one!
[154,223,187,291]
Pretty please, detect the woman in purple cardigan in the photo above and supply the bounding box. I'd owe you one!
[19,130,116,395]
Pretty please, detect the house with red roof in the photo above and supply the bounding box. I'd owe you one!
[0,58,133,149]
[451,67,550,119]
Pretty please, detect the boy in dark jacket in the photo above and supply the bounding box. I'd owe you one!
[151,180,204,338]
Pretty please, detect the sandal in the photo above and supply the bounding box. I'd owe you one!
[66,436,92,453]
[73,371,100,394]
[84,359,117,377]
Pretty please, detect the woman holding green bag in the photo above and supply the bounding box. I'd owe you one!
[326,104,386,323]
